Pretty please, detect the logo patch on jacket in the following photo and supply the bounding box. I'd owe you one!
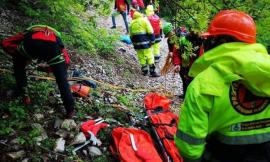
[230,81,269,115]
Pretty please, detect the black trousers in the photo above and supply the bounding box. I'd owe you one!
[202,138,270,162]
[179,67,192,96]
[13,36,74,113]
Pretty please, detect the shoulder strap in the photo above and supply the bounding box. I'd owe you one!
[26,25,61,37]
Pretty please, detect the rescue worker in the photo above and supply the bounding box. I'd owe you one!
[172,29,204,96]
[1,25,75,118]
[111,0,130,33]
[175,10,270,162]
[145,5,162,64]
[163,22,175,57]
[130,0,139,19]
[130,11,159,77]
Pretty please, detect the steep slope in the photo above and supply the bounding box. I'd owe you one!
[0,3,183,162]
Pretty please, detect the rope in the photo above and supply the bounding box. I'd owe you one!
[0,68,175,96]
[160,54,174,76]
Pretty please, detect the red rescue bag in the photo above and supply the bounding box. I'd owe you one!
[144,93,183,162]
[149,111,183,162]
[110,127,163,162]
[144,92,172,110]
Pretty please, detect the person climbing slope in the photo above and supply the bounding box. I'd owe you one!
[1,25,75,118]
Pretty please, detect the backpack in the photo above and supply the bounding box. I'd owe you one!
[148,111,183,162]
[148,15,161,36]
[144,93,183,162]
[110,127,163,162]
[1,25,70,65]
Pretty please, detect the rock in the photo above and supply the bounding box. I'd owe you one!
[82,149,88,157]
[10,144,22,151]
[118,47,127,53]
[22,158,30,162]
[102,147,107,152]
[54,118,63,129]
[69,132,75,139]
[96,139,102,147]
[48,110,54,114]
[31,123,48,142]
[61,119,77,131]
[54,138,65,153]
[33,114,44,121]
[7,150,25,160]
[85,116,93,119]
[10,138,19,144]
[71,132,86,145]
[55,130,69,138]
[88,146,102,156]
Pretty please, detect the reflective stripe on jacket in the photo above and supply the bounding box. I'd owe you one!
[154,35,161,43]
[175,42,270,161]
[130,11,155,49]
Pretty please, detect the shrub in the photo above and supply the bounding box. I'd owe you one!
[16,0,118,55]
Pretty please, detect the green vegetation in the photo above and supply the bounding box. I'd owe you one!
[0,100,27,136]
[160,0,270,51]
[3,0,119,55]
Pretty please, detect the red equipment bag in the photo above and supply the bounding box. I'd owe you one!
[144,92,172,110]
[149,111,183,162]
[144,93,183,162]
[148,15,161,36]
[81,119,108,138]
[110,127,163,162]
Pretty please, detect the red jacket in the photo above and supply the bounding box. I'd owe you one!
[172,46,181,65]
[115,0,129,12]
[137,0,145,8]
[172,45,204,67]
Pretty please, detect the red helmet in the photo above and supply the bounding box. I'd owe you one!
[131,0,138,6]
[202,10,256,43]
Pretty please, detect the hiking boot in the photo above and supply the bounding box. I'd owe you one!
[110,26,116,29]
[149,64,160,77]
[141,65,148,76]
[150,71,160,77]
[142,70,148,76]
